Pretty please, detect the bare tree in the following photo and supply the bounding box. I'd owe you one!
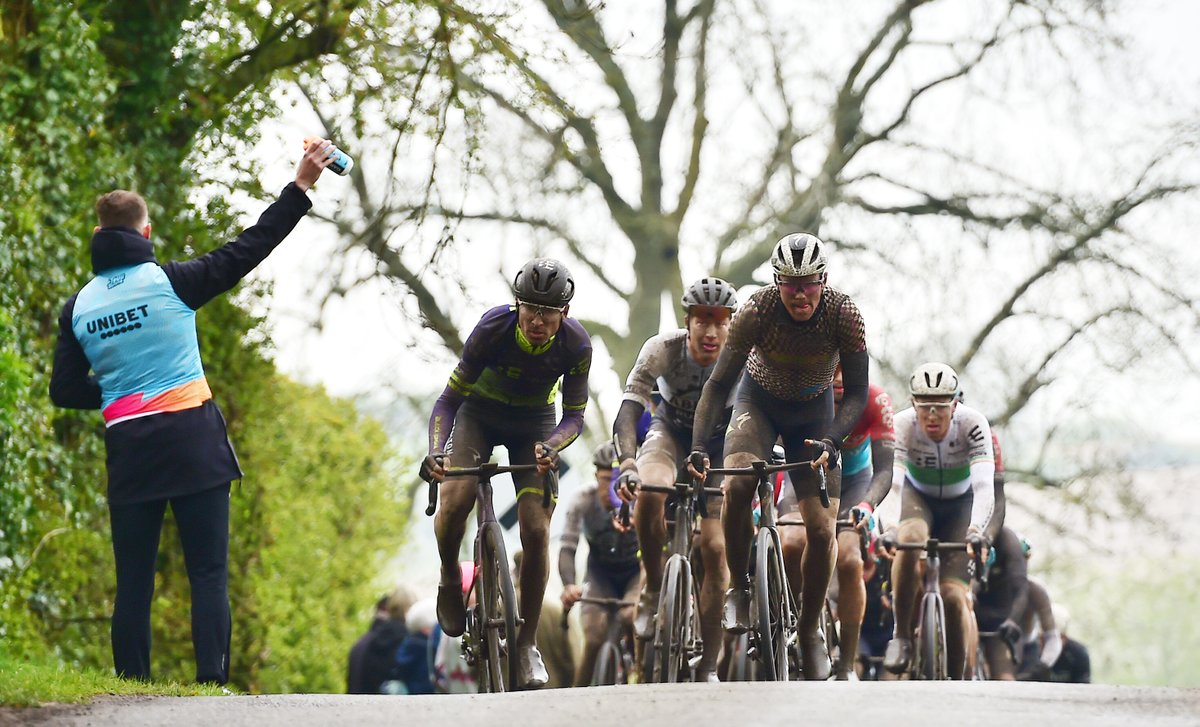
[285,0,1200,480]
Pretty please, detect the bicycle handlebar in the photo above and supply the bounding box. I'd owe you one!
[636,483,725,497]
[893,539,969,553]
[421,462,557,517]
[703,458,830,508]
[561,596,636,628]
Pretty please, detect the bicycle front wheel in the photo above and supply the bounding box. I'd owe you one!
[479,521,520,692]
[592,641,622,686]
[753,527,791,681]
[656,554,693,683]
[916,593,947,680]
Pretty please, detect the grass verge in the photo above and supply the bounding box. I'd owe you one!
[0,648,229,707]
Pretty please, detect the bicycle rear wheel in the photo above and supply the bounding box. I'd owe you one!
[656,554,693,683]
[753,528,790,681]
[479,521,520,692]
[916,593,947,680]
[592,641,622,686]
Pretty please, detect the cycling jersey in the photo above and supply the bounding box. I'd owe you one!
[623,329,733,438]
[841,385,895,477]
[428,305,592,454]
[559,487,640,576]
[692,285,869,455]
[892,402,996,532]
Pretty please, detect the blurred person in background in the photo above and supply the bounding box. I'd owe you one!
[390,598,437,695]
[347,587,414,694]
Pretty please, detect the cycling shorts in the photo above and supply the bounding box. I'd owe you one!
[637,416,724,519]
[899,486,973,583]
[445,398,558,501]
[724,372,841,502]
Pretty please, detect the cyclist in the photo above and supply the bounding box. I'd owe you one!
[973,526,1029,680]
[882,362,995,680]
[421,257,591,689]
[1014,543,1064,679]
[777,362,895,679]
[690,233,870,680]
[559,442,640,686]
[613,277,739,682]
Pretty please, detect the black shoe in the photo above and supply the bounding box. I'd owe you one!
[883,638,912,674]
[722,587,751,633]
[437,581,466,637]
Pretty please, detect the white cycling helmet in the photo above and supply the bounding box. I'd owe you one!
[770,233,827,277]
[909,362,960,398]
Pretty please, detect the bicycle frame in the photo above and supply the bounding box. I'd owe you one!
[422,461,555,692]
[705,458,822,681]
[893,538,978,681]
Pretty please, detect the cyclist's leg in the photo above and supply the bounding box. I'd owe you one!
[434,406,490,584]
[983,633,1016,680]
[575,577,615,686]
[793,491,839,636]
[695,510,728,675]
[502,407,559,651]
[720,396,775,593]
[833,468,870,678]
[934,494,975,680]
[778,487,806,603]
[633,419,678,609]
[513,482,555,648]
[892,489,933,643]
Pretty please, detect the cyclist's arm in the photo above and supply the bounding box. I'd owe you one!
[861,387,897,508]
[49,295,102,410]
[965,412,996,533]
[558,497,584,587]
[827,350,868,444]
[863,437,895,509]
[162,183,312,309]
[615,336,661,461]
[1005,531,1030,620]
[613,399,646,464]
[544,344,591,452]
[427,318,495,453]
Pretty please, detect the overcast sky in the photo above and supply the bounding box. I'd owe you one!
[230,0,1200,463]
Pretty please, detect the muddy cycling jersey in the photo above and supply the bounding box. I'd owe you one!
[623,329,732,437]
[691,285,869,454]
[724,285,866,401]
[560,487,640,574]
[892,402,995,532]
[841,384,895,477]
[428,305,592,453]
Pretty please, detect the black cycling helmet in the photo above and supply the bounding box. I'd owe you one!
[592,441,616,469]
[512,257,575,307]
[681,277,738,311]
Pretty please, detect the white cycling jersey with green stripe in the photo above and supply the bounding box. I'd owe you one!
[892,402,996,532]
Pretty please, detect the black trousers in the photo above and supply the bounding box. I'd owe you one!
[109,483,231,684]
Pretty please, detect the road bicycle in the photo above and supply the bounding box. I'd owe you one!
[422,461,555,692]
[562,596,637,685]
[891,537,984,680]
[703,457,825,681]
[636,472,723,683]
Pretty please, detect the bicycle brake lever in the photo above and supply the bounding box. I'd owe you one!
[817,464,830,509]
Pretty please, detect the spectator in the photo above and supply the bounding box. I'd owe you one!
[347,588,413,694]
[394,598,437,695]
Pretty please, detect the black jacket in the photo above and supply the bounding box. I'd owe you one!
[49,183,312,503]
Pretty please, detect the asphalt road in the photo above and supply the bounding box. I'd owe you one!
[9,682,1199,727]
